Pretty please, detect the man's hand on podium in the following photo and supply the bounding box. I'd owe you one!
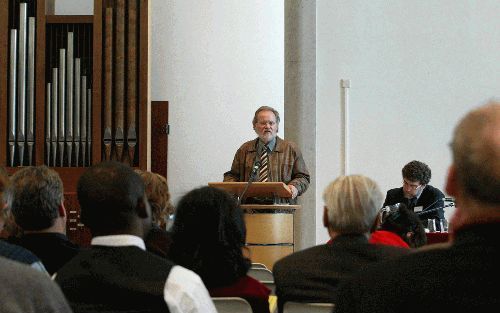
[288,184,298,199]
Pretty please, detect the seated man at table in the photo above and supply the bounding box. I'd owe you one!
[273,175,409,312]
[334,100,500,313]
[383,160,445,229]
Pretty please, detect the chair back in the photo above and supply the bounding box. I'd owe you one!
[212,297,253,313]
[248,267,273,281]
[251,262,268,270]
[283,301,335,313]
[247,267,275,294]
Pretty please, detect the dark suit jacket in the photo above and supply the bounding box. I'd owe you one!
[8,232,79,275]
[383,185,445,226]
[334,223,500,313]
[273,234,409,312]
[56,246,173,313]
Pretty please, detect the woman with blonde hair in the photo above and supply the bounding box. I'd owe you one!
[135,170,174,258]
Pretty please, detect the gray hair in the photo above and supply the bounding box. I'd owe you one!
[252,106,281,126]
[323,175,383,234]
[450,100,500,205]
[10,166,64,230]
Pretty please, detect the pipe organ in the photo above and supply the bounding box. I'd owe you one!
[1,0,150,245]
[1,0,148,169]
[46,23,93,167]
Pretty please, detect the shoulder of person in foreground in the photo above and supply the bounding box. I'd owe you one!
[0,240,49,273]
[164,265,218,313]
[0,256,73,313]
[334,247,456,313]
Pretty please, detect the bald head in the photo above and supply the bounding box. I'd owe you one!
[450,101,500,206]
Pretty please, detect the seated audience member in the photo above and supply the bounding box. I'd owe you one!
[273,175,409,312]
[136,170,174,258]
[0,256,73,313]
[383,160,446,229]
[0,203,23,238]
[168,186,271,313]
[334,101,500,313]
[370,203,427,248]
[0,168,46,272]
[7,166,79,275]
[55,161,216,313]
[0,167,22,239]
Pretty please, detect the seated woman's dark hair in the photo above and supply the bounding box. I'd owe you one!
[168,186,250,288]
[379,203,427,248]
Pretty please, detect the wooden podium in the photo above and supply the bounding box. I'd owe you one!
[208,182,299,270]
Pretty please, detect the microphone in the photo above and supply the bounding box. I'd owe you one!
[416,202,453,216]
[249,160,261,180]
[380,203,400,214]
[420,197,446,213]
[237,160,261,205]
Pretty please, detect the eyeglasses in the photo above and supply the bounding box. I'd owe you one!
[257,120,276,127]
[403,179,421,190]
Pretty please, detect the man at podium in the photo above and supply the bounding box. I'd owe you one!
[223,106,310,204]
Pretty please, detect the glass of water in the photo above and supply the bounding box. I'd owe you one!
[427,219,437,232]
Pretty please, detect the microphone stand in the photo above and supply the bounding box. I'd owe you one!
[415,203,454,216]
[237,161,260,206]
[420,197,446,212]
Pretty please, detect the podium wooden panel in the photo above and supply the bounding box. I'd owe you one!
[208,182,292,198]
[209,182,298,270]
[241,204,298,270]
[248,245,294,271]
[245,213,293,244]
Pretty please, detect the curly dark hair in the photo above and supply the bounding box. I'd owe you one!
[380,203,427,248]
[168,186,251,288]
[402,160,431,185]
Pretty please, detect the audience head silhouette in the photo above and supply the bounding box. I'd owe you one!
[376,203,426,248]
[135,169,173,227]
[10,165,64,231]
[446,100,500,228]
[78,161,151,237]
[168,186,250,288]
[323,175,383,236]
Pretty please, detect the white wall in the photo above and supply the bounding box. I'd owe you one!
[56,0,285,204]
[56,0,500,245]
[152,0,284,202]
[316,0,500,243]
